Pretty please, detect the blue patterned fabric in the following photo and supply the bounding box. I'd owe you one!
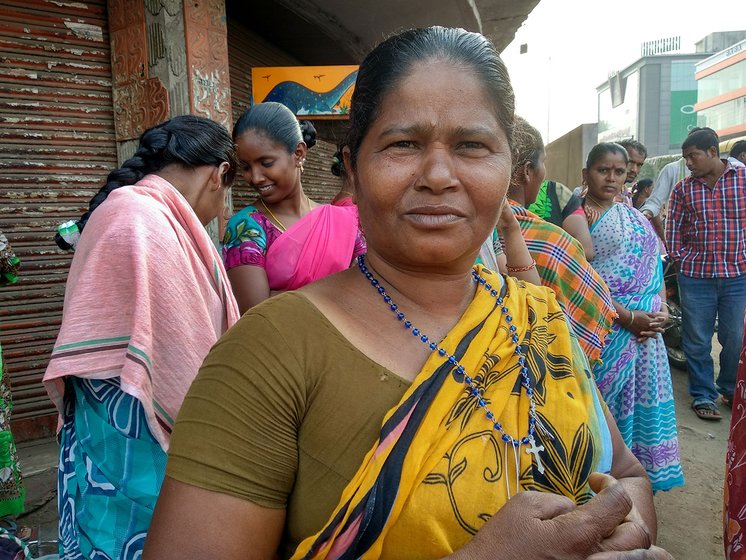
[58,377,166,559]
[589,204,684,492]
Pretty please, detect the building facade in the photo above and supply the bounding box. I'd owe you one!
[597,53,708,156]
[0,0,540,440]
[695,38,746,142]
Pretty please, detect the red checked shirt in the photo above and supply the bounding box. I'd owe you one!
[666,161,746,278]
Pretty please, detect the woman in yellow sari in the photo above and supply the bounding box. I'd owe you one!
[144,27,669,560]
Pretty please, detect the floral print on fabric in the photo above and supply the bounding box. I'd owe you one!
[588,203,684,492]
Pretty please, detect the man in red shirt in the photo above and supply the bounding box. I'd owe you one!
[667,129,746,420]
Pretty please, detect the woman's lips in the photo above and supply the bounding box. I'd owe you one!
[404,205,466,226]
[254,184,275,194]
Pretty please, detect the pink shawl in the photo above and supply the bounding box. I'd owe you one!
[265,204,359,291]
[43,174,239,450]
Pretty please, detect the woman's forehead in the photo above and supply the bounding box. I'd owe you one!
[369,62,502,133]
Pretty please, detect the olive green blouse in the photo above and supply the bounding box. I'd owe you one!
[166,292,410,558]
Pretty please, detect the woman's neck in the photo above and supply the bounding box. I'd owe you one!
[585,190,613,210]
[507,185,525,207]
[265,183,309,216]
[361,251,477,321]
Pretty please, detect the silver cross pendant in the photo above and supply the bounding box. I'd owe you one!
[526,435,545,475]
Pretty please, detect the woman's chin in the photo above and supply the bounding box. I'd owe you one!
[388,245,479,272]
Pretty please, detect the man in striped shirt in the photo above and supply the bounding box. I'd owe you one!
[666,129,746,421]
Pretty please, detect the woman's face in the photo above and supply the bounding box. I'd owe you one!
[583,151,628,202]
[350,59,512,270]
[235,130,303,203]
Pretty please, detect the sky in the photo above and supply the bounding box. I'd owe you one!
[499,0,746,143]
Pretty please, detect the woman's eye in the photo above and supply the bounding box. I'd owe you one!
[262,161,274,168]
[389,140,417,149]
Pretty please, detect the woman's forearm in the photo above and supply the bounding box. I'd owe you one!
[612,299,631,327]
[500,223,540,285]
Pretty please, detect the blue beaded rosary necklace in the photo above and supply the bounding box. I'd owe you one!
[357,254,548,495]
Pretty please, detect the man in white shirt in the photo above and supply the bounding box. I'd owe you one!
[727,140,746,168]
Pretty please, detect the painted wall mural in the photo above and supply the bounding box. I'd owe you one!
[251,65,358,118]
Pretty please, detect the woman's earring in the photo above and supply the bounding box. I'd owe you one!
[298,159,305,173]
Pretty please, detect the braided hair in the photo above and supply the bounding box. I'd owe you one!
[56,115,236,250]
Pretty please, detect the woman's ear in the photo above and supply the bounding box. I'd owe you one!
[208,165,224,192]
[581,168,588,186]
[521,162,532,185]
[342,147,357,200]
[295,142,308,166]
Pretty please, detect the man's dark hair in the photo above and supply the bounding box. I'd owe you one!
[688,126,718,139]
[730,140,746,159]
[682,129,720,155]
[618,139,647,158]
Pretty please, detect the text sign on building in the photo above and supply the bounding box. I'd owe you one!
[251,66,358,118]
[641,36,681,57]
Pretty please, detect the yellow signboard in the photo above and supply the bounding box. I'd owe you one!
[251,65,358,118]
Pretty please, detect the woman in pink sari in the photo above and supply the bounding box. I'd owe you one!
[223,102,366,313]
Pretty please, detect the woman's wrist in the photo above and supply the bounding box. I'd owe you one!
[616,308,634,328]
[625,309,635,328]
[506,260,536,273]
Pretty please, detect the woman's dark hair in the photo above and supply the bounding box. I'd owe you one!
[345,26,515,168]
[330,148,345,177]
[682,129,720,155]
[55,114,236,250]
[511,115,544,180]
[631,178,653,207]
[233,101,317,152]
[585,142,629,169]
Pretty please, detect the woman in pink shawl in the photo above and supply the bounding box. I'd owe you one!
[223,103,366,313]
[44,115,240,559]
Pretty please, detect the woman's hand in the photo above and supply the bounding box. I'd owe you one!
[450,473,658,560]
[496,202,541,285]
[587,548,673,559]
[622,309,665,342]
[496,201,521,233]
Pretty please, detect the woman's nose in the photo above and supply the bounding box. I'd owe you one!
[249,168,264,185]
[416,147,457,192]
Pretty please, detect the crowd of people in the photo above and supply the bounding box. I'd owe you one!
[0,23,743,560]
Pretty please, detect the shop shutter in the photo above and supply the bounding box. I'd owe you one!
[227,20,342,213]
[0,0,116,440]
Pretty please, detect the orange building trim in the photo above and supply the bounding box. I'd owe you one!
[695,48,746,80]
[695,86,746,111]
[717,123,746,139]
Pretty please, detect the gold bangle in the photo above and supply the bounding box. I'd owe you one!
[625,310,635,328]
[506,260,536,273]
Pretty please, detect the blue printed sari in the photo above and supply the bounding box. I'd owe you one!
[58,377,166,559]
[589,203,684,492]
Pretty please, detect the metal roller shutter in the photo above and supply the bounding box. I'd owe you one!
[0,0,116,440]
[227,19,342,212]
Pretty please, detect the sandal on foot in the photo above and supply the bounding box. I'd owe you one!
[722,395,734,408]
[692,401,722,420]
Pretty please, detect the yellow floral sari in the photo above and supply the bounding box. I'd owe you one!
[293,268,613,559]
